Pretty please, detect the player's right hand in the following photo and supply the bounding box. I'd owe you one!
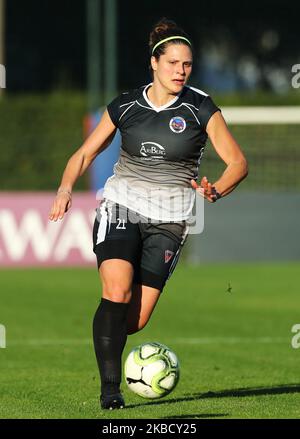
[191,177,220,203]
[49,192,72,221]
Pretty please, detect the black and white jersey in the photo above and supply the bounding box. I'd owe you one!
[103,83,220,221]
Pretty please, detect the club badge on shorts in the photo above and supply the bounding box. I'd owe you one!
[165,250,174,263]
[169,116,186,133]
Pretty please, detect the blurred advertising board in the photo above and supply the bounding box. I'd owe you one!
[0,192,97,267]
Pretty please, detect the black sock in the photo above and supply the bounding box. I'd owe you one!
[92,298,129,395]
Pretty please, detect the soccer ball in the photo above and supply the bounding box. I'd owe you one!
[124,342,180,399]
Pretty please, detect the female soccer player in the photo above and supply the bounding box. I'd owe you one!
[49,18,248,410]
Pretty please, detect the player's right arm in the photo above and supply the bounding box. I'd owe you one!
[49,110,116,222]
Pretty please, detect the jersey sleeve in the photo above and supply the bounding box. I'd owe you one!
[106,95,121,128]
[198,96,220,131]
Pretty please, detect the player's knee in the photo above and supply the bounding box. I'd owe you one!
[101,277,132,303]
[99,261,133,303]
[102,288,132,304]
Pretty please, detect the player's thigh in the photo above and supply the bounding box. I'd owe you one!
[99,259,134,303]
[127,283,160,334]
[93,200,141,302]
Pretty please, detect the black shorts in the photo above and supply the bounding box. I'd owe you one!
[92,199,189,292]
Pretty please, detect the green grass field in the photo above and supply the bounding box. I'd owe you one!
[0,263,300,419]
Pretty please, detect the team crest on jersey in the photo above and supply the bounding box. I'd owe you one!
[169,116,186,133]
[165,250,174,263]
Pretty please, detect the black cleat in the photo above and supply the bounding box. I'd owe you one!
[100,393,125,410]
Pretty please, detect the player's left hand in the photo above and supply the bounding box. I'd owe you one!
[190,177,221,203]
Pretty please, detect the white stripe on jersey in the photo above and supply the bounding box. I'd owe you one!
[119,101,136,121]
[183,103,201,125]
[120,101,136,107]
[185,85,209,97]
[183,103,199,111]
[96,201,108,245]
[136,101,200,115]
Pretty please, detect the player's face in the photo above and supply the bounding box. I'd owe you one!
[151,44,193,94]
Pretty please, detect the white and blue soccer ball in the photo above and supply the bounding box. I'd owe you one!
[124,342,180,399]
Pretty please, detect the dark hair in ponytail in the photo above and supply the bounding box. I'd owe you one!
[149,18,191,60]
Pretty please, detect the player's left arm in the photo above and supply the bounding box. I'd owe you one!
[191,111,248,202]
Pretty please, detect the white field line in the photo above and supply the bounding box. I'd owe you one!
[6,336,289,347]
[223,106,300,124]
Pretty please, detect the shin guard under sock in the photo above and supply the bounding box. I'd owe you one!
[92,298,129,395]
